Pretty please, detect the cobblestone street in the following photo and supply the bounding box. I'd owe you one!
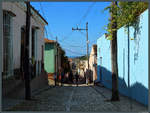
[5,85,147,112]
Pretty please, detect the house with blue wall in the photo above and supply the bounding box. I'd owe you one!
[97,9,148,106]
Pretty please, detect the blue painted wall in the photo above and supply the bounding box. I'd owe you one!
[97,9,148,106]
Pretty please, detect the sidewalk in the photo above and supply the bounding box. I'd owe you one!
[2,98,25,111]
[2,85,52,111]
[93,83,148,112]
[2,79,25,111]
[2,71,49,111]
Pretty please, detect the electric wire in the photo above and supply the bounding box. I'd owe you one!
[59,31,74,42]
[18,2,134,110]
[77,2,96,27]
[61,43,87,48]
[63,47,86,56]
[60,2,96,43]
[39,2,55,39]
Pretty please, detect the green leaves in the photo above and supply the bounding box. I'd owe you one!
[104,6,112,12]
[104,1,148,40]
[117,1,148,28]
[107,35,113,40]
[105,33,113,40]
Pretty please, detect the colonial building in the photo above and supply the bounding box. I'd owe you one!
[89,44,97,82]
[2,2,48,79]
[2,2,48,97]
[44,38,62,85]
[78,60,88,78]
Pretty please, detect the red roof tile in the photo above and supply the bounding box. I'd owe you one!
[44,38,56,43]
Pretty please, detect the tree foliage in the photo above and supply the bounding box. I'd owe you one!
[75,55,87,60]
[105,2,148,40]
[60,48,71,73]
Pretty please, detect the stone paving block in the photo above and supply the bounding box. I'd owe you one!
[4,85,148,112]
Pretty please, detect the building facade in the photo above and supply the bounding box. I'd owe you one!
[44,39,57,74]
[89,44,97,82]
[44,38,63,85]
[2,2,48,79]
[44,39,62,73]
[97,9,148,106]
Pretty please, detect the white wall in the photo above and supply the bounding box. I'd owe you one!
[89,46,97,81]
[2,2,45,70]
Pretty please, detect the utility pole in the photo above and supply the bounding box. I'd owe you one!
[72,22,89,85]
[55,36,58,86]
[147,4,150,111]
[86,22,89,69]
[72,22,89,69]
[0,1,2,110]
[24,1,31,100]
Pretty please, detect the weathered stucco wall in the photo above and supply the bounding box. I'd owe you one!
[97,9,148,106]
[44,43,55,73]
[89,45,97,81]
[2,2,45,70]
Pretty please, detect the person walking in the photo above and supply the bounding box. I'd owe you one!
[69,70,73,83]
[61,68,64,86]
[54,72,57,86]
[85,69,89,85]
[75,72,79,86]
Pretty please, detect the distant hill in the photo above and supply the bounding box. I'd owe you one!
[77,55,87,60]
[68,55,87,60]
[68,56,78,58]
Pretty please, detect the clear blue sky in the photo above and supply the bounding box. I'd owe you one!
[31,2,110,57]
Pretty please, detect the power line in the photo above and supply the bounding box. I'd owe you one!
[39,2,97,42]
[59,2,96,43]
[59,31,74,42]
[77,2,96,27]
[39,2,101,57]
[79,30,86,36]
[64,47,86,53]
[72,22,89,70]
[39,2,55,39]
[61,27,105,56]
[60,39,87,47]
[61,44,86,48]
[45,27,49,39]
[63,47,86,56]
[88,30,105,45]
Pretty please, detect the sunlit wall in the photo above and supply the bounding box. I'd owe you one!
[97,9,148,106]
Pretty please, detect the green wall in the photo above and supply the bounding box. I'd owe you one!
[44,43,56,73]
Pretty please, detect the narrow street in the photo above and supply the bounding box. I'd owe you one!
[6,85,147,112]
[1,1,149,112]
